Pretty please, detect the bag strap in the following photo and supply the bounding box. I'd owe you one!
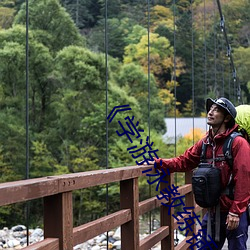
[223,131,242,170]
[200,142,208,163]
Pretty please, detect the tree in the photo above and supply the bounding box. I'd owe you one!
[0,6,15,29]
[14,0,84,52]
[61,0,101,29]
[116,63,166,132]
[234,46,250,102]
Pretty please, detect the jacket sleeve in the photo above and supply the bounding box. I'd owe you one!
[154,140,203,173]
[230,136,250,215]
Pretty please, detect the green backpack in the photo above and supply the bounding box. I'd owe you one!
[235,105,250,142]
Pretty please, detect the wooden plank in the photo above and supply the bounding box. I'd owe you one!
[0,177,59,206]
[185,171,196,244]
[139,226,169,250]
[175,236,192,250]
[177,184,192,196]
[73,209,131,245]
[0,165,152,206]
[58,165,152,192]
[173,208,195,229]
[139,196,160,215]
[120,178,140,250]
[22,238,59,250]
[44,192,73,250]
[161,173,175,250]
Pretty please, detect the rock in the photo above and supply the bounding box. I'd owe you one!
[7,239,20,247]
[95,234,106,244]
[0,230,7,238]
[107,231,114,237]
[30,228,43,238]
[113,227,120,240]
[108,236,116,243]
[91,245,101,250]
[113,240,121,249]
[11,226,26,232]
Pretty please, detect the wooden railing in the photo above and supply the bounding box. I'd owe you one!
[0,165,203,250]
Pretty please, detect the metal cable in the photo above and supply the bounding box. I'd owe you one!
[25,0,30,246]
[105,0,109,247]
[204,0,207,97]
[147,0,152,234]
[213,0,217,95]
[215,0,242,103]
[191,0,195,145]
[173,0,179,244]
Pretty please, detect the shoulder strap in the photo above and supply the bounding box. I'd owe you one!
[223,132,242,169]
[200,142,208,162]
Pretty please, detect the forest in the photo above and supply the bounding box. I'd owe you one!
[0,0,249,227]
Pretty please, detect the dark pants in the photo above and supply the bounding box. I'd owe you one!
[201,211,249,250]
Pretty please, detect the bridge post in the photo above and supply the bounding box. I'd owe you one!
[161,173,174,250]
[185,171,196,246]
[120,178,139,250]
[44,192,73,250]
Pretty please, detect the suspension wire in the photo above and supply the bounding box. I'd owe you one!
[105,0,109,247]
[172,0,179,243]
[173,1,177,163]
[147,0,152,234]
[25,0,30,245]
[191,0,195,145]
[228,64,231,100]
[213,0,217,95]
[76,0,79,27]
[147,1,151,144]
[215,0,242,104]
[203,0,207,98]
[218,31,225,96]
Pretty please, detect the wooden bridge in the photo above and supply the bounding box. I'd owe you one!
[0,164,204,250]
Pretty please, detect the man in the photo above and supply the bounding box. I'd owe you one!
[149,97,250,249]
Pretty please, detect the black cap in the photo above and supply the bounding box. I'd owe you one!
[206,97,237,119]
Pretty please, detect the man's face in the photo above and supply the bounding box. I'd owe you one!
[207,104,226,127]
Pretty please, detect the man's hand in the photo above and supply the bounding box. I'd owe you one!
[137,160,155,165]
[226,213,240,230]
[146,160,155,165]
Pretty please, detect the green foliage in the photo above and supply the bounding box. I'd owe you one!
[234,46,250,102]
[0,7,15,29]
[116,63,166,132]
[14,0,85,52]
[61,0,101,29]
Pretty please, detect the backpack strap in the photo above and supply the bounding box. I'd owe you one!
[223,132,243,200]
[200,142,208,163]
[223,131,242,169]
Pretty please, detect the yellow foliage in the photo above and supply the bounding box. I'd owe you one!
[200,111,207,118]
[149,5,174,31]
[184,128,205,142]
[158,88,175,105]
[0,7,14,29]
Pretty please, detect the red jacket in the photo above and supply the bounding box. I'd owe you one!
[154,124,250,216]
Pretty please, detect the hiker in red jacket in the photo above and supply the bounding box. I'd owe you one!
[149,97,250,249]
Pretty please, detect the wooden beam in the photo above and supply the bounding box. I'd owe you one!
[161,173,174,250]
[139,226,169,250]
[44,192,73,250]
[175,236,192,250]
[139,196,161,215]
[185,171,196,245]
[22,238,59,250]
[58,165,152,192]
[0,177,59,206]
[73,209,131,245]
[0,165,152,206]
[120,178,140,250]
